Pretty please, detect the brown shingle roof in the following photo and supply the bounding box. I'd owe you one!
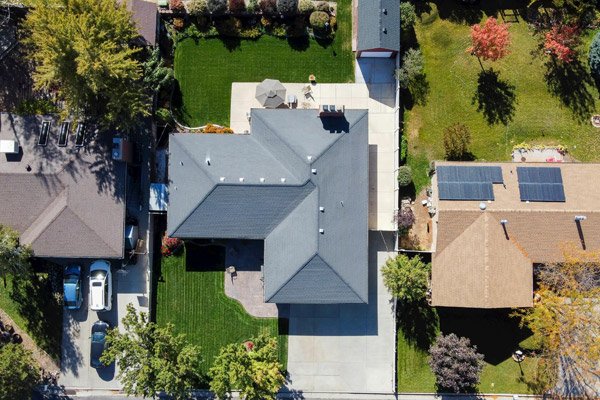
[0,113,126,259]
[432,161,600,308]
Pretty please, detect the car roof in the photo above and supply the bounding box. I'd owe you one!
[63,281,78,302]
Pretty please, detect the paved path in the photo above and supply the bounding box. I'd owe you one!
[284,231,396,393]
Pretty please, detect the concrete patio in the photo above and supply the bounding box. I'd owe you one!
[230,78,396,231]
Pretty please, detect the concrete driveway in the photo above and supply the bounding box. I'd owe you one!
[284,231,396,394]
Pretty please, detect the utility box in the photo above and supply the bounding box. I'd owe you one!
[112,137,133,163]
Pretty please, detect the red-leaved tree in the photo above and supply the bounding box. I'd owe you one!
[544,24,581,63]
[468,17,511,62]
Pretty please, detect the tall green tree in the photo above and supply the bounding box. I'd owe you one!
[382,254,430,304]
[210,334,284,400]
[101,303,204,400]
[23,0,148,129]
[0,343,40,400]
[0,224,32,288]
[143,48,174,94]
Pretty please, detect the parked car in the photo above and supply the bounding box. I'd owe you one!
[90,320,110,369]
[89,260,112,312]
[63,265,83,310]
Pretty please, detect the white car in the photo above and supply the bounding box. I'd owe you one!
[89,260,112,312]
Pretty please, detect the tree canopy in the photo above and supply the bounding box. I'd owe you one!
[209,334,284,400]
[382,254,430,304]
[23,0,148,129]
[0,343,40,400]
[513,245,600,398]
[0,224,32,288]
[468,17,511,62]
[443,123,472,161]
[101,303,204,399]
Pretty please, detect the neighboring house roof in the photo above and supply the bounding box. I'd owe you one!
[168,109,369,304]
[127,0,157,46]
[357,0,400,52]
[432,161,600,308]
[0,113,126,259]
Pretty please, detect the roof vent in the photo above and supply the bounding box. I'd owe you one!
[239,177,244,182]
[319,206,324,212]
[311,168,317,175]
[206,157,211,165]
[382,8,387,14]
[307,155,313,161]
[319,228,324,234]
[500,219,508,225]
[382,28,387,34]
[479,202,487,211]
[180,161,184,166]
[575,215,587,222]
[259,177,265,183]
[280,178,286,183]
[220,177,226,182]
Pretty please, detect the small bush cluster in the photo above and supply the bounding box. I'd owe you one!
[443,123,471,161]
[277,0,298,15]
[247,0,259,12]
[429,334,484,393]
[228,0,246,12]
[400,1,416,32]
[259,0,277,13]
[161,235,183,257]
[395,208,416,233]
[397,165,413,187]
[214,17,243,36]
[173,17,185,30]
[309,10,329,30]
[186,0,208,15]
[314,1,329,12]
[203,123,234,133]
[207,0,228,14]
[298,0,314,13]
[170,0,185,11]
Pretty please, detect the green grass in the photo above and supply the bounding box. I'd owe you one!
[0,274,63,362]
[174,0,354,126]
[406,3,600,189]
[397,307,540,394]
[156,247,287,377]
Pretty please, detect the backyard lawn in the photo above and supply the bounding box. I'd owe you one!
[397,306,540,394]
[406,2,600,192]
[155,246,288,376]
[173,0,354,127]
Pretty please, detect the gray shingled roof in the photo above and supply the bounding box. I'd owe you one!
[0,113,126,259]
[168,109,369,304]
[357,0,400,52]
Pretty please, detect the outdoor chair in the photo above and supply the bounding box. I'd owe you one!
[302,85,312,97]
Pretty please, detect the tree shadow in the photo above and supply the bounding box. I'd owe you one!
[287,35,309,51]
[544,59,596,124]
[472,68,516,126]
[447,151,476,161]
[429,0,530,25]
[410,74,431,106]
[397,300,439,351]
[9,270,63,361]
[217,35,242,52]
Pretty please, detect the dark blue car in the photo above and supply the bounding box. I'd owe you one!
[63,265,83,310]
[90,320,110,369]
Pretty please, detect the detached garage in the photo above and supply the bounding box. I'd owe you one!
[356,0,400,58]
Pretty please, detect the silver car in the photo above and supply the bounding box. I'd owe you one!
[89,260,112,312]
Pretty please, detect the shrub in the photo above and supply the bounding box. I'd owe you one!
[314,1,328,12]
[247,0,258,12]
[396,48,424,89]
[155,108,172,126]
[468,17,510,61]
[240,26,262,38]
[187,0,208,15]
[259,0,277,13]
[172,17,185,30]
[382,254,430,302]
[298,0,314,13]
[170,0,185,11]
[161,235,183,257]
[443,123,471,160]
[277,0,297,14]
[400,134,408,163]
[207,0,227,14]
[400,1,416,32]
[544,24,580,63]
[260,16,272,28]
[228,0,246,12]
[429,334,484,393]
[394,208,416,233]
[329,15,336,30]
[271,23,287,37]
[203,123,234,133]
[397,165,412,187]
[589,31,600,79]
[214,17,242,36]
[309,10,329,30]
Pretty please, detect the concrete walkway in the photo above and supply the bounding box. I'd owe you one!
[284,231,396,394]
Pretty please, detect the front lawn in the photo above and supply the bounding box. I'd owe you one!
[397,307,540,394]
[406,2,600,192]
[0,273,63,362]
[173,0,354,127]
[155,246,287,377]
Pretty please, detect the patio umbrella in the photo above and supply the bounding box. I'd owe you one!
[255,79,286,108]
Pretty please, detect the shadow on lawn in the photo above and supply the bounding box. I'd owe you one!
[544,59,596,124]
[429,0,530,25]
[397,300,439,350]
[472,68,517,126]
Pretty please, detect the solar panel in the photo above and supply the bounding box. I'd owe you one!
[439,182,495,200]
[38,120,50,146]
[437,166,503,184]
[517,167,565,202]
[517,167,562,184]
[75,122,85,147]
[58,121,70,147]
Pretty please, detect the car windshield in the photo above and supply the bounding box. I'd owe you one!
[91,332,105,343]
[92,282,102,287]
[91,270,106,280]
[64,274,78,284]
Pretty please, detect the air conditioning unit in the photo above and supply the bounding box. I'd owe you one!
[0,140,19,154]
[112,137,133,163]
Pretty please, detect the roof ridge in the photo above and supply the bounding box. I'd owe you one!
[171,136,216,184]
[65,205,121,255]
[486,212,533,261]
[309,110,368,165]
[20,188,69,245]
[436,212,484,254]
[246,131,305,182]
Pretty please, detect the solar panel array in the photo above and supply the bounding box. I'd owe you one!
[437,166,503,201]
[517,167,565,202]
